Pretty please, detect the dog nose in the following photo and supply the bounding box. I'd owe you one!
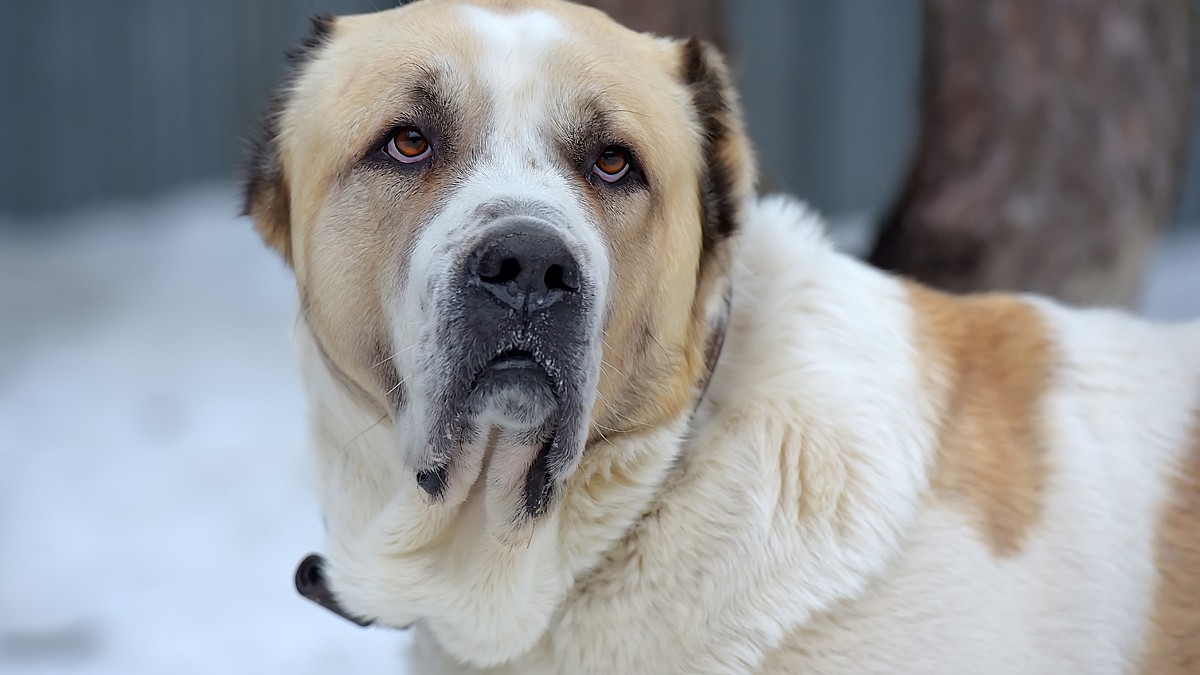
[470,223,581,311]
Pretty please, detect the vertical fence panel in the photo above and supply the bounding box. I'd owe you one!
[0,0,1196,226]
[0,0,378,218]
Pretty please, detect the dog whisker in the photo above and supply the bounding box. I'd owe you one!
[373,343,417,369]
[383,373,411,399]
[590,413,614,445]
[602,326,672,363]
[644,331,673,361]
[593,389,653,430]
[335,373,411,455]
[593,421,625,436]
[607,409,653,430]
[338,412,389,454]
[594,357,656,430]
[599,358,634,386]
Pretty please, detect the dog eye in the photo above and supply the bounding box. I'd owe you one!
[384,127,432,163]
[592,147,631,182]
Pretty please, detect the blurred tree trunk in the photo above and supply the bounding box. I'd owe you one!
[579,0,725,48]
[871,0,1194,306]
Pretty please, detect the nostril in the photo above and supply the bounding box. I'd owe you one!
[468,223,581,309]
[481,257,521,285]
[544,263,579,293]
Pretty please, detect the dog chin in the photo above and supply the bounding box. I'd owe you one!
[467,353,559,439]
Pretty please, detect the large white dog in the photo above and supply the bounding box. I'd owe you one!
[243,1,1200,672]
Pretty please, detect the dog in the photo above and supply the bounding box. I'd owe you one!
[243,1,1200,672]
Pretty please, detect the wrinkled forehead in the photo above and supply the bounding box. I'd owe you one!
[279,0,693,214]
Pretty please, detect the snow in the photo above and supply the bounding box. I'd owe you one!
[0,184,1195,674]
[1141,225,1200,321]
[0,185,409,674]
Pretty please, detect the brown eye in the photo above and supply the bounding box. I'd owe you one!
[385,127,432,163]
[593,147,631,182]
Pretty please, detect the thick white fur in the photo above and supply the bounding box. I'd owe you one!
[288,6,1200,672]
[299,194,1200,673]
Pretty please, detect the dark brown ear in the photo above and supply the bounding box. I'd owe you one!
[679,37,756,262]
[241,15,335,266]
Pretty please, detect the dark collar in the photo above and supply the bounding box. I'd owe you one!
[694,283,733,414]
[294,554,375,627]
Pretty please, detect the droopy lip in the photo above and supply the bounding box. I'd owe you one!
[418,347,563,503]
[469,349,553,391]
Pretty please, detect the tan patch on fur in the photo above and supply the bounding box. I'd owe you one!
[907,284,1052,557]
[1139,414,1200,674]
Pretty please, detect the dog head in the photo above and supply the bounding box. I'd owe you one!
[246,0,752,567]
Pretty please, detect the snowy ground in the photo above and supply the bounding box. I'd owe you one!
[0,184,1196,674]
[0,186,409,674]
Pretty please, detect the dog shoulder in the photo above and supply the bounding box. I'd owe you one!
[907,287,1200,669]
[905,284,1053,557]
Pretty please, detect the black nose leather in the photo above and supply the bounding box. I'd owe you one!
[470,224,581,311]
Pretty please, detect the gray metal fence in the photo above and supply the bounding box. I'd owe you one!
[0,0,378,215]
[1,0,1197,226]
[731,0,921,217]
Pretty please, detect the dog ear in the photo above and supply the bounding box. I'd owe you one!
[679,37,756,261]
[242,15,335,265]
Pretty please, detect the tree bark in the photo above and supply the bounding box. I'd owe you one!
[871,0,1194,306]
[578,0,725,48]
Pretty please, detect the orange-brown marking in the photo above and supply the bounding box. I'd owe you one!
[1139,414,1200,674]
[908,284,1053,557]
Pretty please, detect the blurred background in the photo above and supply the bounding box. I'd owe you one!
[1,1,1197,673]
